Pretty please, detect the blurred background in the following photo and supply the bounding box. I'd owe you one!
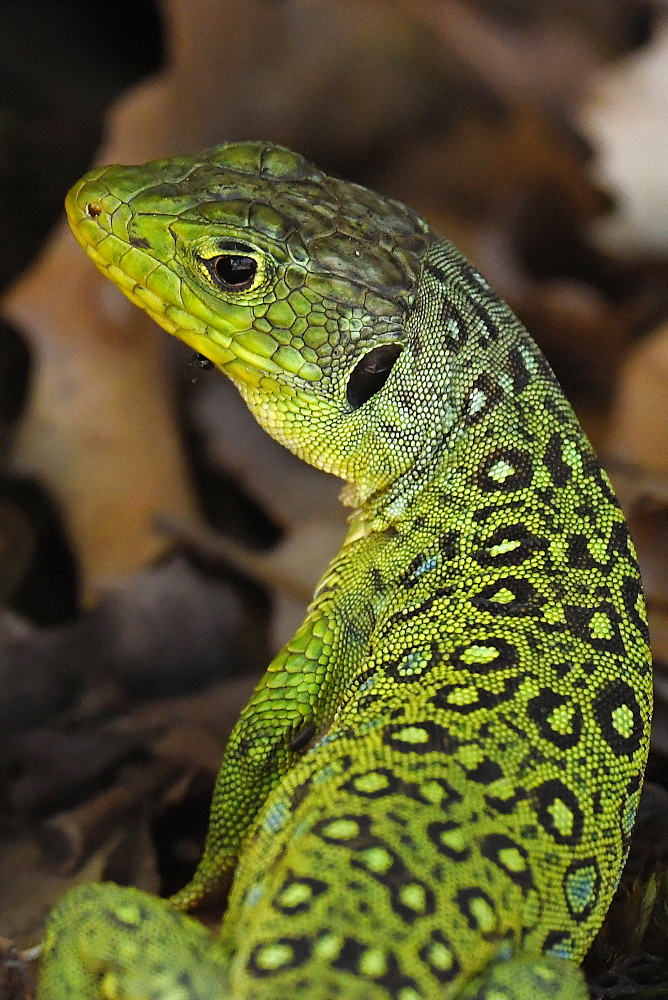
[1,2,667,993]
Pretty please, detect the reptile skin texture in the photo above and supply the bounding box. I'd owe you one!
[39,142,652,999]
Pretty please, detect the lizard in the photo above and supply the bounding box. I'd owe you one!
[37,141,652,1000]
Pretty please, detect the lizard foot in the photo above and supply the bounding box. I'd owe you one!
[459,954,589,1000]
[38,882,228,1000]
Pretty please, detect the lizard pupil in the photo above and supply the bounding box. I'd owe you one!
[346,344,403,409]
[210,254,257,290]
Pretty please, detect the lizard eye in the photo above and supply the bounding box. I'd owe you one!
[193,238,267,295]
[208,253,257,291]
[346,344,402,409]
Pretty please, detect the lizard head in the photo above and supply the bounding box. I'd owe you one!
[65,142,438,504]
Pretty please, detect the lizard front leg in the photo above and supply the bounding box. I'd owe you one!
[172,573,377,910]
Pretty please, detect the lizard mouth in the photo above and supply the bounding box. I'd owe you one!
[64,180,292,388]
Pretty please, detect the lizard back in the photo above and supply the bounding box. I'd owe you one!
[220,239,652,996]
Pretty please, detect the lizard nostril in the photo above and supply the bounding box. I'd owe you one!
[85,202,102,219]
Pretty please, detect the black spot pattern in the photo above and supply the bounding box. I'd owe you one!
[419,930,462,984]
[402,554,440,588]
[566,523,633,574]
[440,298,469,354]
[342,768,402,800]
[620,773,643,846]
[315,814,373,850]
[248,937,311,977]
[108,907,145,931]
[564,604,625,655]
[437,530,460,560]
[471,577,542,617]
[621,574,651,643]
[462,374,503,426]
[383,642,440,683]
[543,931,574,960]
[583,453,618,503]
[544,432,572,487]
[527,690,583,750]
[428,821,471,861]
[429,674,522,714]
[383,720,460,755]
[455,888,499,938]
[470,298,501,346]
[563,858,601,922]
[451,638,519,673]
[474,524,548,568]
[506,346,532,393]
[464,757,504,784]
[566,535,604,571]
[332,939,421,997]
[593,681,644,757]
[477,447,534,492]
[273,874,328,915]
[533,780,584,846]
[480,834,535,894]
[485,787,527,815]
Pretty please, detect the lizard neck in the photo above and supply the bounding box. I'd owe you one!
[344,239,580,544]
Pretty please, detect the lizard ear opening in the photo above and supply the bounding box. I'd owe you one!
[346,344,403,410]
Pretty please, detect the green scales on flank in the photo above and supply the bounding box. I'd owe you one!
[39,142,652,999]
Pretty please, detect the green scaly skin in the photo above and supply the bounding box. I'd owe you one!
[39,142,652,1000]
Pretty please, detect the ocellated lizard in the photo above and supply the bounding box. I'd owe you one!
[38,142,652,999]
